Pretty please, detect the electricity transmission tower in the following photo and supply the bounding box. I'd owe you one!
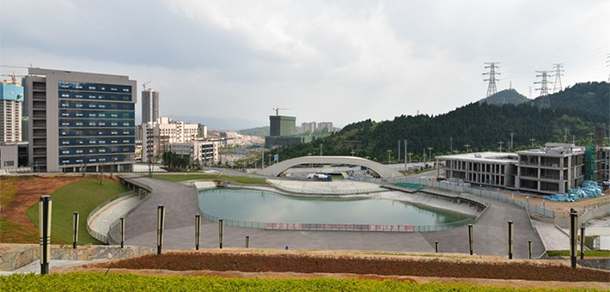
[552,64,564,93]
[535,71,553,110]
[483,62,500,97]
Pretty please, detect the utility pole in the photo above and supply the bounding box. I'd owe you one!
[450,136,453,154]
[552,63,564,93]
[510,132,514,152]
[397,140,401,163]
[530,138,536,148]
[563,128,568,143]
[404,139,407,171]
[464,144,470,153]
[350,150,355,156]
[407,152,413,165]
[387,149,392,164]
[483,62,500,97]
[535,71,553,110]
[427,147,433,163]
[498,141,504,152]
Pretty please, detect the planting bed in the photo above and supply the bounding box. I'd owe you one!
[96,251,610,283]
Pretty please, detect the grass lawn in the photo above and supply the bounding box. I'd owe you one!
[26,178,129,245]
[0,218,39,243]
[153,173,268,185]
[547,250,610,257]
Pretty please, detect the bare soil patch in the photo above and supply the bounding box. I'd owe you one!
[93,250,610,283]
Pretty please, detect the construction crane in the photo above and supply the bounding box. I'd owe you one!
[272,107,290,116]
[142,81,151,90]
[1,73,27,84]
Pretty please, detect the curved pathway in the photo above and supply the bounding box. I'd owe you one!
[111,175,544,258]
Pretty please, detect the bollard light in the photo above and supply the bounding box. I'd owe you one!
[72,211,79,249]
[528,240,532,259]
[508,221,514,259]
[157,205,165,255]
[218,219,224,249]
[246,236,250,248]
[580,226,585,260]
[569,210,578,269]
[435,241,439,253]
[468,224,474,255]
[120,217,125,248]
[195,214,201,250]
[39,195,52,275]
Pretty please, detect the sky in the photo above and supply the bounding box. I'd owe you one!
[1,0,609,130]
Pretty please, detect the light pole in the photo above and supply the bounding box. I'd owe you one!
[387,149,392,164]
[427,147,433,163]
[320,143,323,156]
[464,144,470,153]
[498,141,504,152]
[350,150,355,156]
[530,138,536,148]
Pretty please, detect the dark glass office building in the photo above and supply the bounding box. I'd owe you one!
[24,68,137,172]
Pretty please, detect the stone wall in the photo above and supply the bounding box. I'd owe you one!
[0,244,154,271]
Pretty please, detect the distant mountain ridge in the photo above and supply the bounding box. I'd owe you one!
[478,89,529,105]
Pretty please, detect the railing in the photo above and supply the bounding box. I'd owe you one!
[273,183,383,195]
[356,176,555,218]
[86,191,134,243]
[199,208,475,233]
[107,193,153,245]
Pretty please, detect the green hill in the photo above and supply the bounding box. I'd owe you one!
[478,89,529,105]
[238,126,270,137]
[272,82,609,162]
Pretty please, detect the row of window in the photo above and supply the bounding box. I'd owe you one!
[59,119,134,128]
[59,154,130,165]
[59,146,134,156]
[59,137,135,146]
[59,101,135,111]
[58,82,132,93]
[59,90,132,101]
[60,129,134,137]
[59,110,134,119]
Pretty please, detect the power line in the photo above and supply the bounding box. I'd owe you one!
[483,62,500,97]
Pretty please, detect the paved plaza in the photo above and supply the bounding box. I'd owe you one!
[110,175,546,259]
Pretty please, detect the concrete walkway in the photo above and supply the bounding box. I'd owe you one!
[111,175,545,259]
[88,195,141,237]
[531,220,571,251]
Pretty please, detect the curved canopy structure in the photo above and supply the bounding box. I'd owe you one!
[259,155,404,178]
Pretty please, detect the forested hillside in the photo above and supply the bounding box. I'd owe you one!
[272,82,609,162]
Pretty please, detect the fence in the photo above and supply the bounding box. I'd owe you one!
[199,208,475,233]
[357,176,555,218]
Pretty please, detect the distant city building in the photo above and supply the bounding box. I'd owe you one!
[141,88,160,124]
[317,122,333,133]
[197,123,207,139]
[23,68,136,172]
[270,115,296,136]
[142,117,201,162]
[169,140,219,166]
[0,79,24,142]
[301,122,316,133]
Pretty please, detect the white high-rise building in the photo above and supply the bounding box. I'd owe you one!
[142,117,202,162]
[142,88,160,124]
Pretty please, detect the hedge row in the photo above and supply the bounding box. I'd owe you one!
[0,273,596,292]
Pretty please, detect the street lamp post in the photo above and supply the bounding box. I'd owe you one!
[530,138,536,148]
[498,141,504,152]
[427,147,433,163]
[464,144,470,153]
[387,149,392,164]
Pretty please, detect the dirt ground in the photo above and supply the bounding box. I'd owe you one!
[52,249,609,290]
[1,176,84,229]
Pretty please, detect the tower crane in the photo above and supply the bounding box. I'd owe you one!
[142,81,152,90]
[272,107,290,116]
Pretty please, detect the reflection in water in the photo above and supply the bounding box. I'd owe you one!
[198,189,470,225]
